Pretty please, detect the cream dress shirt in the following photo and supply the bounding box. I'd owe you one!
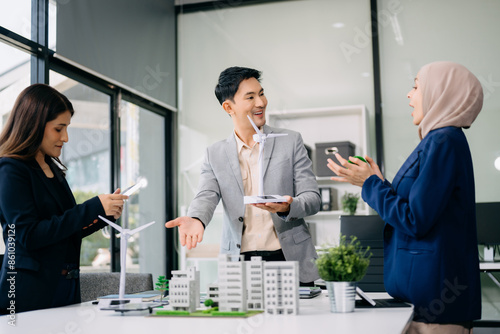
[234,131,281,252]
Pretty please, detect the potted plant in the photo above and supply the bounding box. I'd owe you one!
[342,192,360,215]
[315,235,371,312]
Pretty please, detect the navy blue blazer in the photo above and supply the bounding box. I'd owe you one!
[0,157,107,314]
[362,127,481,323]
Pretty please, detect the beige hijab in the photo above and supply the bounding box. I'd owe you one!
[417,61,483,140]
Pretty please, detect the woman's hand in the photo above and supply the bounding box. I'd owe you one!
[327,153,384,187]
[98,188,128,219]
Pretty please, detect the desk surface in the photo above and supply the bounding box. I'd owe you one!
[2,292,413,334]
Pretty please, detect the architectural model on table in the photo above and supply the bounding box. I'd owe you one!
[246,256,264,310]
[163,255,299,316]
[169,266,200,313]
[218,254,248,312]
[207,283,220,306]
[264,261,299,315]
[216,255,298,314]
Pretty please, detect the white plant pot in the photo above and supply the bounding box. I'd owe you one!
[325,281,357,313]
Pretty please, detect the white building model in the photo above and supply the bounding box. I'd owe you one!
[264,261,299,315]
[246,256,264,310]
[207,283,220,306]
[218,254,247,312]
[169,266,200,313]
[215,255,299,315]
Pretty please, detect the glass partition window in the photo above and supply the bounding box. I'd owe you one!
[120,100,166,280]
[0,42,31,128]
[50,70,112,272]
[0,42,31,254]
[0,0,32,40]
[1,1,171,280]
[48,0,57,50]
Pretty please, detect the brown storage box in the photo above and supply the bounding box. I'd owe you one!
[314,141,355,177]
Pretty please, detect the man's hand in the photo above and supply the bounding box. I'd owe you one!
[165,216,204,250]
[252,195,293,214]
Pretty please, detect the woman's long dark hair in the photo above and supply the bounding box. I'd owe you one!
[0,84,74,170]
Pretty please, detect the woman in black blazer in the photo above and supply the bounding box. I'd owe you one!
[0,84,128,314]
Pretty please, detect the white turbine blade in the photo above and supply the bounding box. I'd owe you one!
[123,183,141,196]
[267,133,288,138]
[247,115,263,135]
[122,176,148,196]
[129,221,157,235]
[98,215,123,232]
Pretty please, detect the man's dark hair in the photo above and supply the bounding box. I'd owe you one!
[215,66,262,105]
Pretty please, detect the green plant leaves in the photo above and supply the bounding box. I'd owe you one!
[341,192,360,215]
[315,235,372,282]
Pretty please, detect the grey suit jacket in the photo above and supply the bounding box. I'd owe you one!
[187,125,321,282]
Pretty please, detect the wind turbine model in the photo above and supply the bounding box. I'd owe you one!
[122,176,148,197]
[244,115,288,204]
[98,215,157,303]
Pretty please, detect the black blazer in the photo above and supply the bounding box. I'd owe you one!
[0,157,107,313]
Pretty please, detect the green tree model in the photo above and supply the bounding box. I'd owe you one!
[155,275,169,302]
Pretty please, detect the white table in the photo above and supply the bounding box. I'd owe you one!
[1,292,413,334]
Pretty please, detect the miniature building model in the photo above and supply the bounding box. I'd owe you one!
[169,266,200,313]
[218,254,247,312]
[207,283,219,307]
[246,256,264,310]
[264,261,299,315]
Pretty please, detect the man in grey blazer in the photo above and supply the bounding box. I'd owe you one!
[166,67,320,284]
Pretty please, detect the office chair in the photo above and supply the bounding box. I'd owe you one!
[79,272,153,302]
[340,215,386,292]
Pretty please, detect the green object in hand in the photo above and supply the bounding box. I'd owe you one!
[348,156,367,164]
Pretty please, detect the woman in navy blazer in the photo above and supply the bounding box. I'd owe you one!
[0,84,128,314]
[327,62,483,333]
